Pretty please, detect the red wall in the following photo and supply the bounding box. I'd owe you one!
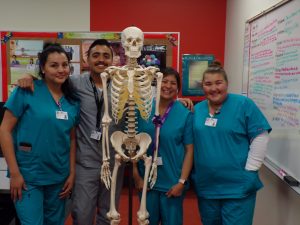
[90,0,227,100]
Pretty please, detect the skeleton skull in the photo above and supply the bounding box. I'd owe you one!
[121,26,144,58]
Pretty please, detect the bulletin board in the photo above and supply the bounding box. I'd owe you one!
[243,0,300,193]
[0,31,180,101]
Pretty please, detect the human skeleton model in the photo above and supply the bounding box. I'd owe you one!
[100,26,163,225]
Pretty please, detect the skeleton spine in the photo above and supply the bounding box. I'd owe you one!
[126,97,137,138]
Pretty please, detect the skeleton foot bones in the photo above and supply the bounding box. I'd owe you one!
[100,26,163,225]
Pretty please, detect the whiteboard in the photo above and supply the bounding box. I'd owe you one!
[244,0,300,192]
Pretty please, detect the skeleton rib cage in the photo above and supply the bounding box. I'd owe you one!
[110,66,154,126]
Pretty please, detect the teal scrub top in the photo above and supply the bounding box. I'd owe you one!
[192,94,272,199]
[5,80,80,185]
[137,100,193,192]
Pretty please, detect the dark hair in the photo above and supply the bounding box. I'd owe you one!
[161,67,181,90]
[86,39,113,57]
[202,61,228,83]
[38,43,78,103]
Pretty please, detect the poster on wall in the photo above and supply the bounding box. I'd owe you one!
[9,40,43,84]
[111,42,126,66]
[62,44,81,76]
[62,45,80,62]
[182,54,214,96]
[139,45,167,70]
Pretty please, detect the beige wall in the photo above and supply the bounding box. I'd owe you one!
[225,0,300,224]
[0,0,89,31]
[225,0,281,93]
[0,0,90,101]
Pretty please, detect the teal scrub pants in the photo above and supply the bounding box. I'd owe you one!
[14,183,66,225]
[143,189,184,225]
[197,192,257,225]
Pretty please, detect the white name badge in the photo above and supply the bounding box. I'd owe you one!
[56,111,68,120]
[205,117,218,127]
[157,157,163,166]
[90,130,102,140]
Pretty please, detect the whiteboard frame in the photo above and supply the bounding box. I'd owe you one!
[247,0,292,23]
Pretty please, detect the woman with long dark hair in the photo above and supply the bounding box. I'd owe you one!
[0,43,80,225]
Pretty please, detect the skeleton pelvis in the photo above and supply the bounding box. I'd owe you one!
[111,131,152,159]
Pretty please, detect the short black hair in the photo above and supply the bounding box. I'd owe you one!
[86,39,113,57]
[161,67,181,90]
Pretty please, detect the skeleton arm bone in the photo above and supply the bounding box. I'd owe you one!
[149,126,160,188]
[154,72,163,116]
[100,71,113,189]
[101,125,111,189]
[148,72,163,188]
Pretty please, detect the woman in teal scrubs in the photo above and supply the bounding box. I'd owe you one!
[133,67,194,225]
[0,43,80,225]
[193,61,272,225]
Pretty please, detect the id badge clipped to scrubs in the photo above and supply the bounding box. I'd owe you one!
[56,111,68,120]
[205,117,218,127]
[90,129,102,141]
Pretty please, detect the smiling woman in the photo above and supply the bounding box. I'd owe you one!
[133,67,194,225]
[192,61,272,225]
[0,43,80,225]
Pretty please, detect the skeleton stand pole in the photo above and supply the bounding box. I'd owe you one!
[128,162,133,225]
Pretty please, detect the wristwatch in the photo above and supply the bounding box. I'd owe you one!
[178,178,187,185]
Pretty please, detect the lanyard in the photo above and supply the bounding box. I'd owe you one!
[151,100,175,153]
[56,100,62,111]
[89,76,104,130]
[152,101,174,127]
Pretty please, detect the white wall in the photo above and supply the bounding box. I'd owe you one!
[225,0,281,93]
[225,0,300,224]
[0,0,89,32]
[0,0,90,101]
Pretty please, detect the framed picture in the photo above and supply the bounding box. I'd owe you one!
[182,54,215,96]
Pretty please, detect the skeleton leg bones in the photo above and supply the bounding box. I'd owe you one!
[106,154,122,224]
[137,155,152,225]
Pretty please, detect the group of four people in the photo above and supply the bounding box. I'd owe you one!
[0,39,271,225]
